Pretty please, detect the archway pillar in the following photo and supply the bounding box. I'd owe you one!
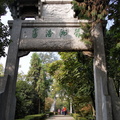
[92,23,112,120]
[0,20,22,120]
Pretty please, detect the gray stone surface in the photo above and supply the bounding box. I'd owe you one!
[0,77,4,93]
[8,0,92,52]
[93,23,112,120]
[108,78,120,120]
[0,20,22,120]
[0,75,10,120]
[42,4,74,18]
[9,0,74,20]
[8,20,92,51]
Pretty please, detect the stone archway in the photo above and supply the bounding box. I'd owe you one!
[0,0,113,120]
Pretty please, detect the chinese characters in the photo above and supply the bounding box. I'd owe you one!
[46,29,54,37]
[32,28,38,38]
[59,29,68,38]
[31,28,82,38]
[74,28,81,38]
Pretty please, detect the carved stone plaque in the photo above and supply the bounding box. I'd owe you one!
[8,0,92,52]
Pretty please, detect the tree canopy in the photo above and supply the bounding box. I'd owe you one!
[105,0,120,96]
[47,52,94,117]
[0,0,13,57]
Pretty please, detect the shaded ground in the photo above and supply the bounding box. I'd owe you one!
[45,115,75,120]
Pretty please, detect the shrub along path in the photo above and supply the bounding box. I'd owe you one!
[45,115,75,120]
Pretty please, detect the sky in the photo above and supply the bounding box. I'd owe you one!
[0,8,113,74]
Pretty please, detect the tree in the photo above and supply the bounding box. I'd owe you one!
[26,52,57,113]
[105,0,120,96]
[15,80,37,119]
[17,71,26,81]
[27,53,41,87]
[0,0,12,57]
[72,0,110,21]
[72,0,120,118]
[27,53,42,113]
[36,67,48,113]
[45,97,54,112]
[0,0,7,16]
[15,70,40,119]
[47,52,94,117]
[37,52,59,112]
[39,52,58,64]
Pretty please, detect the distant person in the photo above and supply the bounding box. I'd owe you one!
[63,107,67,115]
[58,109,61,114]
[62,107,64,115]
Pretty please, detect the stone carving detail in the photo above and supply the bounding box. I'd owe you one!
[42,4,74,18]
[9,0,74,19]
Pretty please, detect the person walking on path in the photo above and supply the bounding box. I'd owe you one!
[58,109,61,114]
[62,107,64,115]
[63,107,67,115]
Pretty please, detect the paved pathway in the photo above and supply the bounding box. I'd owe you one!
[45,115,75,120]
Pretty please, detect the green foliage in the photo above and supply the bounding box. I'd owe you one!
[0,0,13,57]
[16,113,46,120]
[25,52,57,114]
[72,113,87,120]
[39,52,58,64]
[80,23,92,47]
[0,22,11,57]
[72,0,109,21]
[55,98,69,111]
[47,60,63,81]
[105,31,120,96]
[108,0,120,21]
[15,52,58,118]
[72,0,110,48]
[72,0,120,99]
[27,53,44,114]
[27,53,41,87]
[72,113,95,120]
[15,80,37,119]
[104,0,120,96]
[47,52,94,116]
[45,97,54,112]
[16,51,95,118]
[23,114,46,120]
[0,0,7,16]
[17,71,27,81]
[116,43,120,49]
[0,63,4,76]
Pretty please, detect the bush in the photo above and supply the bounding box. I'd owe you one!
[16,114,46,120]
[77,117,87,120]
[71,113,79,120]
[71,113,87,120]
[47,112,54,116]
